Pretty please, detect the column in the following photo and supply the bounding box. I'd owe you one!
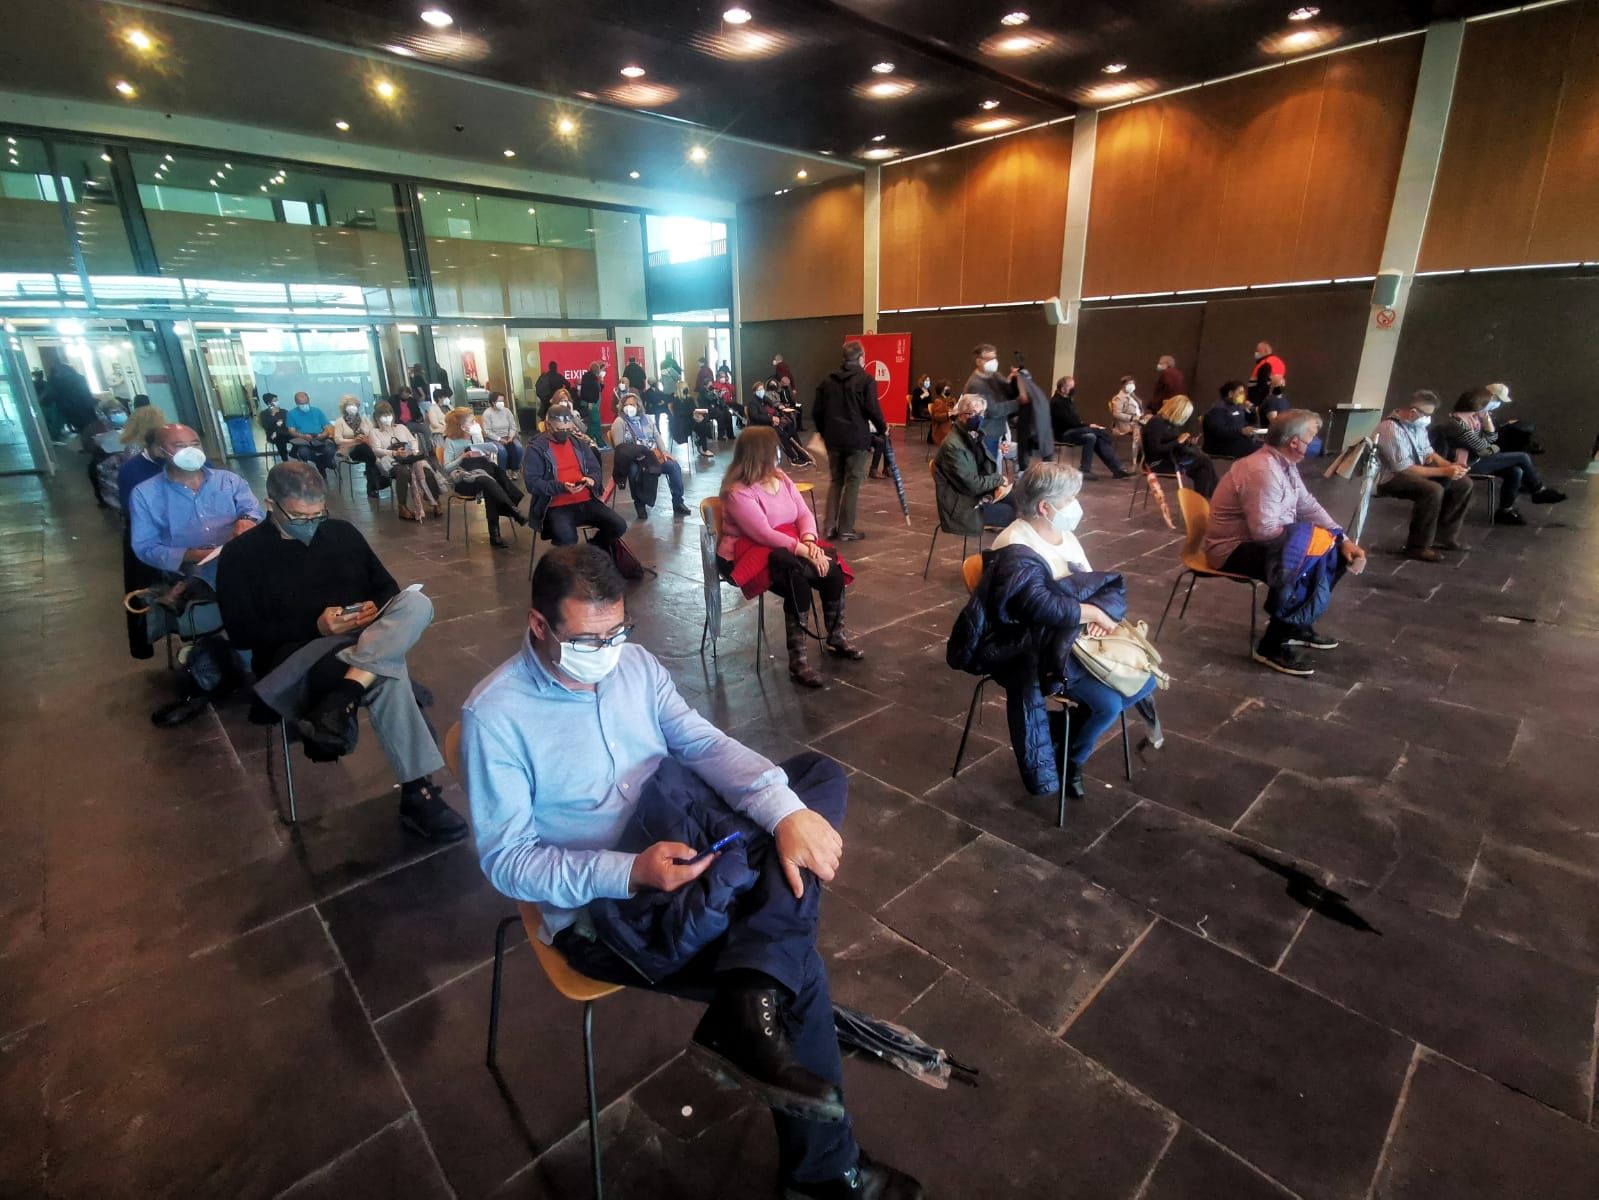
[1052,111,1096,383]
[862,165,881,333]
[1348,20,1465,419]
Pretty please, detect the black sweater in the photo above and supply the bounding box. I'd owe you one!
[216,519,398,672]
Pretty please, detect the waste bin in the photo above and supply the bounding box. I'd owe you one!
[224,415,257,457]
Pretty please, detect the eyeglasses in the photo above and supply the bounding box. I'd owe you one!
[273,500,327,521]
[561,623,635,653]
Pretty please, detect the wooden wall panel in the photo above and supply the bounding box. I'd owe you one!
[878,123,1072,310]
[1526,1,1599,263]
[736,177,864,321]
[1085,39,1419,295]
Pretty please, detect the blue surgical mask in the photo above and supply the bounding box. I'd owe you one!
[275,502,325,545]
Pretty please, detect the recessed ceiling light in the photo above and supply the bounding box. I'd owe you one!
[819,149,834,155]
[99,153,112,163]
[796,169,808,179]
[259,185,268,192]
[374,78,397,99]
[620,64,646,78]
[164,153,174,162]
[383,43,418,57]
[113,80,136,98]
[224,162,232,168]
[628,170,640,179]
[123,28,154,52]
[980,98,1000,109]
[859,78,915,99]
[870,134,886,142]
[1000,10,1029,25]
[502,148,516,157]
[334,119,350,131]
[860,146,900,160]
[688,144,709,163]
[965,115,1021,134]
[527,206,536,213]
[984,30,1054,56]
[1080,77,1157,103]
[420,9,453,28]
[556,115,577,135]
[872,62,895,74]
[1103,62,1127,74]
[1288,6,1320,19]
[723,6,752,23]
[1262,25,1338,53]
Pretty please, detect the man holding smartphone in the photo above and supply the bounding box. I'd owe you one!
[462,546,922,1199]
[964,342,1028,467]
[217,461,466,842]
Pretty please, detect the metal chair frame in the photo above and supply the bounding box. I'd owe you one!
[446,488,519,548]
[1127,466,1184,517]
[1467,472,1502,524]
[1154,488,1265,656]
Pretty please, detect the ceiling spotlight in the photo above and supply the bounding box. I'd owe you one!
[796,168,808,179]
[113,80,137,98]
[502,148,516,157]
[628,170,640,179]
[334,119,350,131]
[164,153,174,161]
[527,206,536,213]
[260,185,268,192]
[1000,10,1030,25]
[872,62,895,74]
[723,6,752,23]
[374,78,397,99]
[688,144,709,163]
[860,146,900,160]
[870,134,886,142]
[1288,6,1320,19]
[556,115,577,135]
[858,78,915,99]
[123,28,154,52]
[224,162,232,168]
[980,98,1000,109]
[983,30,1054,56]
[100,153,112,163]
[1261,25,1338,53]
[1103,62,1127,74]
[620,64,646,78]
[965,115,1021,134]
[420,9,454,27]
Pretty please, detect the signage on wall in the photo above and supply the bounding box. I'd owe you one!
[538,340,619,423]
[847,332,912,425]
[1374,307,1397,329]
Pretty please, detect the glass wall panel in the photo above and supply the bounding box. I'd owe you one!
[123,150,419,316]
[0,136,81,308]
[420,190,644,320]
[51,142,139,288]
[644,214,732,318]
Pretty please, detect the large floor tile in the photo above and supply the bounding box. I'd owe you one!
[276,1116,452,1200]
[811,701,1001,799]
[1460,842,1599,972]
[879,835,1150,1031]
[827,771,979,913]
[1210,702,1406,783]
[1065,920,1415,1200]
[1141,1126,1296,1200]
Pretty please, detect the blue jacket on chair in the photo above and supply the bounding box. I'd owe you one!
[947,545,1127,794]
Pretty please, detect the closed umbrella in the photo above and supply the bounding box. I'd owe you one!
[879,427,911,526]
[833,1003,978,1091]
[699,518,723,648]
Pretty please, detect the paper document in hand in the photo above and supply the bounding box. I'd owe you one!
[197,546,222,566]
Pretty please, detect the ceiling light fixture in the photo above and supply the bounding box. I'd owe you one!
[872,61,895,74]
[980,98,1000,109]
[1000,10,1030,25]
[858,78,915,99]
[965,115,1021,134]
[1261,24,1339,53]
[503,148,516,157]
[1288,6,1320,19]
[723,6,752,23]
[796,169,808,179]
[1103,62,1127,73]
[114,80,137,98]
[334,119,350,131]
[628,170,640,179]
[100,153,112,163]
[860,146,900,161]
[556,115,577,135]
[620,64,646,78]
[123,28,154,52]
[870,134,886,142]
[420,9,454,27]
[164,153,174,162]
[688,144,709,164]
[374,78,397,99]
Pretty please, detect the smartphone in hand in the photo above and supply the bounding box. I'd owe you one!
[671,831,743,866]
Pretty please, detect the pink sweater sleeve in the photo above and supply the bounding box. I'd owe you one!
[724,485,799,551]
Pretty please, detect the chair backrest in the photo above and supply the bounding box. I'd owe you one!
[443,720,463,779]
[700,495,723,539]
[961,554,984,595]
[1175,487,1210,559]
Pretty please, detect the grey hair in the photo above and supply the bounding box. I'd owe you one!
[1014,461,1083,515]
[951,392,988,417]
[1264,408,1322,447]
[1409,389,1440,410]
[266,460,326,506]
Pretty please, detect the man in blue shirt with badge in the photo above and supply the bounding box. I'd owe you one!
[130,424,263,588]
[462,546,921,1200]
[282,390,338,475]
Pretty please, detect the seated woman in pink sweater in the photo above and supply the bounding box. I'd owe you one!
[717,426,863,687]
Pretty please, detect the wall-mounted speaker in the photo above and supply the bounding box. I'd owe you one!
[1372,270,1403,309]
[1042,296,1067,326]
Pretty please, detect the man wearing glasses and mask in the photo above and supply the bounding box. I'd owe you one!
[461,545,922,1200]
[216,461,466,843]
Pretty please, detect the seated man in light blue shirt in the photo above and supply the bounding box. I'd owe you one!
[282,391,337,475]
[461,546,920,1200]
[1373,389,1473,563]
[130,423,263,589]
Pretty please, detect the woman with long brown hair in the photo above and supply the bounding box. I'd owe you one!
[717,426,862,687]
[441,406,527,548]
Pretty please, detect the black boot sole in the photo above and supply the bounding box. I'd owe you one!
[686,1042,847,1123]
[399,811,469,843]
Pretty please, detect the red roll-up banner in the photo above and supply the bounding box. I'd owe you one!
[849,332,912,425]
[539,340,619,423]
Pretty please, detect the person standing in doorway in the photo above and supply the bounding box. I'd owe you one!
[811,340,885,542]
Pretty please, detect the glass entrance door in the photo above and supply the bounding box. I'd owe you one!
[0,335,52,475]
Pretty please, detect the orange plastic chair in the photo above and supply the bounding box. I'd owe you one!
[443,722,620,1199]
[1154,488,1264,654]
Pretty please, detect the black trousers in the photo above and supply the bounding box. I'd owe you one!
[765,547,846,616]
[544,496,626,550]
[344,441,382,492]
[453,462,524,532]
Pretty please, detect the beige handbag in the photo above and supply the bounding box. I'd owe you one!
[1071,619,1172,698]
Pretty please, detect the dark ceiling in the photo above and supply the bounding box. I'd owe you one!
[156,0,1507,158]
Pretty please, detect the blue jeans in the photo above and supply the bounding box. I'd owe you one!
[1058,672,1158,765]
[557,753,857,1184]
[499,439,524,473]
[1057,427,1125,474]
[1471,450,1542,505]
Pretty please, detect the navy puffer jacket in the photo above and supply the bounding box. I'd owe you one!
[947,545,1127,794]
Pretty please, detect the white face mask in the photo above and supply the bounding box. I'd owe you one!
[557,640,624,685]
[1485,399,1502,412]
[344,405,358,416]
[379,415,394,427]
[754,388,765,399]
[468,423,482,441]
[494,400,506,409]
[623,406,638,418]
[1409,415,1432,431]
[1050,498,1084,534]
[296,400,310,409]
[171,445,206,472]
[1123,382,1136,394]
[982,357,999,374]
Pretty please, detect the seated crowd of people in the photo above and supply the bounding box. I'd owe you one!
[92,333,1571,1200]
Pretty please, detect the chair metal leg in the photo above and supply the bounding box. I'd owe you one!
[1154,570,1186,642]
[1248,582,1260,655]
[1127,478,1141,518]
[951,677,987,778]
[755,593,765,672]
[1178,574,1199,619]
[921,526,939,580]
[485,914,518,1069]
[278,719,298,826]
[583,1001,603,1200]
[446,495,453,540]
[1057,705,1072,828]
[1121,710,1133,781]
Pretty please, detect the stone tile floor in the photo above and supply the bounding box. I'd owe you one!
[2,442,1597,1198]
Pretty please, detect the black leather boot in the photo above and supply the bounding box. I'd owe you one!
[785,610,823,688]
[782,1152,925,1200]
[821,596,864,660]
[689,983,845,1122]
[296,678,363,756]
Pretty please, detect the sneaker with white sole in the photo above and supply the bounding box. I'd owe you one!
[1252,645,1316,676]
[1285,631,1339,651]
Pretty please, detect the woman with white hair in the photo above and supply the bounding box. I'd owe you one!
[933,393,1015,538]
[954,461,1159,799]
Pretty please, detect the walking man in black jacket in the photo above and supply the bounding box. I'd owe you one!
[811,341,885,542]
